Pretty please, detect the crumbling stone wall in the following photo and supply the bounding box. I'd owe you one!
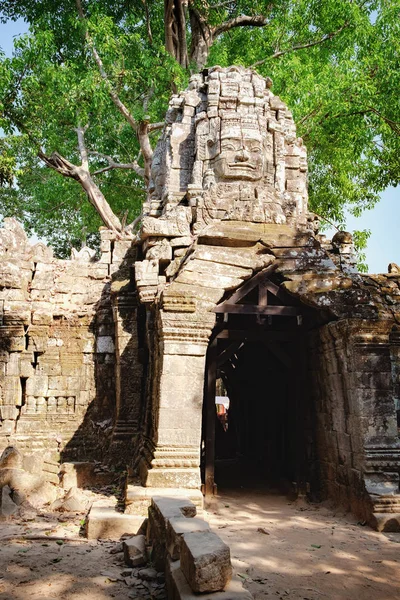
[0,218,139,466]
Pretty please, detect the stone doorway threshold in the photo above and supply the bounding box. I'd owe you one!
[204,488,400,600]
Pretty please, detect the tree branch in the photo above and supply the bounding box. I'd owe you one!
[90,151,145,178]
[252,21,350,67]
[367,106,400,136]
[37,148,123,233]
[76,0,154,180]
[75,124,89,170]
[213,14,269,37]
[148,122,164,132]
[142,0,153,45]
[76,0,137,131]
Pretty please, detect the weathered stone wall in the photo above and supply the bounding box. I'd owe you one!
[309,318,400,522]
[0,218,139,465]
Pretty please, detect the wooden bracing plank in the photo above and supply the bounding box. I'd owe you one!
[217,341,244,367]
[215,304,302,316]
[217,263,278,307]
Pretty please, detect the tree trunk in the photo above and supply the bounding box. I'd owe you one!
[189,6,212,71]
[164,0,189,68]
[77,168,123,233]
[39,151,123,233]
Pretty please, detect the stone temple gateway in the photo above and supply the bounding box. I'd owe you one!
[1,66,400,531]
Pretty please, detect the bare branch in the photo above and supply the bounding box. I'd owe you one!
[76,0,137,132]
[252,21,350,67]
[38,150,80,179]
[37,148,123,233]
[367,106,400,136]
[148,122,164,132]
[75,124,89,170]
[142,0,153,45]
[90,150,145,178]
[75,0,154,181]
[213,14,269,37]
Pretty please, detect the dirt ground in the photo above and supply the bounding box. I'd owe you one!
[206,489,400,600]
[1,488,399,600]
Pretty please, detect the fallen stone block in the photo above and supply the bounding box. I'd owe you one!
[86,502,146,540]
[180,530,232,593]
[137,567,158,581]
[166,559,251,600]
[152,496,197,520]
[51,486,90,513]
[369,512,400,532]
[123,534,147,567]
[167,516,210,560]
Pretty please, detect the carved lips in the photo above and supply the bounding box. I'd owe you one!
[211,136,265,181]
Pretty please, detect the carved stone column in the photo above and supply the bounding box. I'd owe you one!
[139,309,215,489]
[350,323,400,526]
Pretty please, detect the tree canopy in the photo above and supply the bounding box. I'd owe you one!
[0,0,399,260]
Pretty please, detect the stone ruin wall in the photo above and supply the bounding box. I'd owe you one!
[0,217,141,470]
[129,66,400,526]
[1,65,400,529]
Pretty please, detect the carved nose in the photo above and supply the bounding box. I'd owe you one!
[235,148,250,162]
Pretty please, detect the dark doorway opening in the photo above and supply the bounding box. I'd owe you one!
[201,266,324,499]
[214,341,294,489]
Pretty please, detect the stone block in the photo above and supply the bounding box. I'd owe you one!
[123,534,147,567]
[0,405,18,420]
[180,530,232,592]
[152,496,197,521]
[5,353,20,375]
[166,560,249,600]
[3,376,22,405]
[96,336,115,354]
[48,376,68,392]
[167,517,210,560]
[32,311,53,325]
[86,502,146,540]
[27,325,49,352]
[125,486,203,516]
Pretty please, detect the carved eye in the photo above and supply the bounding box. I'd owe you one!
[223,144,236,151]
[251,146,262,152]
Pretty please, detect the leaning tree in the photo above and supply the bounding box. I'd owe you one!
[0,0,399,259]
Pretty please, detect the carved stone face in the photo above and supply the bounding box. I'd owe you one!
[210,131,265,182]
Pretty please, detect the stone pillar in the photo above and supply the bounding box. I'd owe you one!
[139,310,215,489]
[112,289,142,440]
[309,319,400,523]
[350,323,400,521]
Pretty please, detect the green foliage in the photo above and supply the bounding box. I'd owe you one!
[0,0,399,257]
[353,228,372,273]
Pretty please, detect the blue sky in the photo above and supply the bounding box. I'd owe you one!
[0,18,399,273]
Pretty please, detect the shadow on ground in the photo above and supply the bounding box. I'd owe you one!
[205,488,400,600]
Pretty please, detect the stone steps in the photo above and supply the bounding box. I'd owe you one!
[125,484,204,517]
[86,498,146,540]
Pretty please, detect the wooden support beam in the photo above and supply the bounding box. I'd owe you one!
[258,280,268,306]
[263,278,290,302]
[216,329,299,342]
[214,304,302,316]
[217,341,243,367]
[204,338,218,500]
[215,263,277,309]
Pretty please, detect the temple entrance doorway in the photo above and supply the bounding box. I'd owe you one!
[201,266,320,499]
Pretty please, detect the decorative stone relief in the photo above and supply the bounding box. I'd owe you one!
[145,66,308,237]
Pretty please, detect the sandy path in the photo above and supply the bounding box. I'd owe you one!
[0,512,131,600]
[1,489,399,600]
[206,489,400,600]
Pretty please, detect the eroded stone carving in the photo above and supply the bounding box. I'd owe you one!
[145,66,308,235]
